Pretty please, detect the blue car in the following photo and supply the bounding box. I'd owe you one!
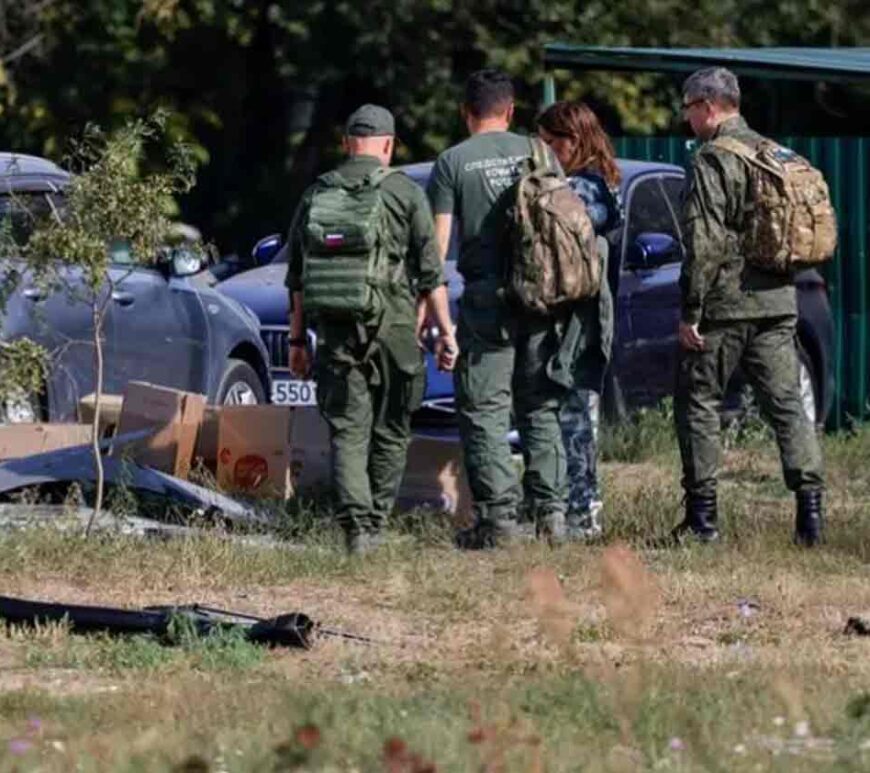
[0,153,272,422]
[217,158,835,427]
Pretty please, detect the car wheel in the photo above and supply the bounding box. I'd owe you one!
[216,359,266,406]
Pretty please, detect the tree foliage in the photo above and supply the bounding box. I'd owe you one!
[0,113,194,531]
[0,0,867,256]
[25,113,197,291]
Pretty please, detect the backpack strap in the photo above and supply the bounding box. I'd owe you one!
[365,166,402,187]
[527,137,556,174]
[709,136,756,160]
[315,170,347,188]
[709,136,784,178]
[359,166,404,364]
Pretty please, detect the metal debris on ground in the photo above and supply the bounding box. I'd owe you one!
[844,616,870,636]
[736,598,760,619]
[0,430,263,528]
[0,596,381,650]
[0,504,286,547]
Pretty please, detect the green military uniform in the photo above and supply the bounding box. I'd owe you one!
[676,115,824,503]
[428,131,567,537]
[286,154,443,539]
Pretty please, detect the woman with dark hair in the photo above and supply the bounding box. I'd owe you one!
[537,100,623,540]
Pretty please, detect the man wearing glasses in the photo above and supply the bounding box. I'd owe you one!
[672,67,825,546]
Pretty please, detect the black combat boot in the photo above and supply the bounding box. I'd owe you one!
[794,489,824,547]
[454,518,535,550]
[671,492,720,544]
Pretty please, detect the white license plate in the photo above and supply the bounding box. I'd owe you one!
[271,379,317,406]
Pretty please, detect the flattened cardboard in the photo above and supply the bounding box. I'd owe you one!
[216,406,292,498]
[115,381,206,479]
[0,423,94,461]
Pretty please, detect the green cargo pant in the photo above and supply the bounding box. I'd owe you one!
[316,326,425,535]
[454,294,567,524]
[675,315,824,498]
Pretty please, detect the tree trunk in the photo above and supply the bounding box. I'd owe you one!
[84,301,106,536]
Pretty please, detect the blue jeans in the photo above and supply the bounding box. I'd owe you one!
[559,387,601,516]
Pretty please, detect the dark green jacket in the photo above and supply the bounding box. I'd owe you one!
[680,115,797,325]
[286,155,443,370]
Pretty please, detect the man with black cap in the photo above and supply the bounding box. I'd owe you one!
[285,104,457,555]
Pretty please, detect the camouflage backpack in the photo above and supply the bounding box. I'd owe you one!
[302,167,399,319]
[507,138,600,314]
[711,137,838,273]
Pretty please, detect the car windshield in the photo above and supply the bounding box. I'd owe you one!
[0,192,63,247]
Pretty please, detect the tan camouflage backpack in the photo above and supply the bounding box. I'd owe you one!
[711,137,838,273]
[507,138,600,314]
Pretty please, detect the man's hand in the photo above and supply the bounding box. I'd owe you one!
[416,305,430,350]
[435,332,458,372]
[289,344,310,378]
[678,321,706,352]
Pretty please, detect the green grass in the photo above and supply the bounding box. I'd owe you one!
[12,622,265,675]
[1,667,869,771]
[3,412,870,771]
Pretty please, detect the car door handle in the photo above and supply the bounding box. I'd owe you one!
[111,291,135,307]
[22,287,45,301]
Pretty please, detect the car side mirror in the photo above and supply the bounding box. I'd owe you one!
[625,232,679,269]
[251,233,282,266]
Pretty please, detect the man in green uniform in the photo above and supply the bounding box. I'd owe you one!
[428,69,567,548]
[286,104,457,554]
[674,67,825,545]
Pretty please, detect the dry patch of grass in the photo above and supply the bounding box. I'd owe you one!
[2,424,870,770]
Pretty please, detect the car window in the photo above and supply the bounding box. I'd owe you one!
[0,192,59,246]
[623,176,682,264]
[659,176,686,241]
[108,238,135,265]
[625,177,680,244]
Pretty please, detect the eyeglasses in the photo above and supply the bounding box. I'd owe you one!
[681,98,706,114]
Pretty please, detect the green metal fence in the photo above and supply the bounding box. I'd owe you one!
[614,136,870,429]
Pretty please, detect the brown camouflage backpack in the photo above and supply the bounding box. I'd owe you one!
[507,138,600,314]
[711,137,838,273]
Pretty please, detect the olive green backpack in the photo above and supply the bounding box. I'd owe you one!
[711,137,838,273]
[302,167,399,320]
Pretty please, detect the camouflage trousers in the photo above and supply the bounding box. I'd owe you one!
[675,315,824,498]
[559,387,602,516]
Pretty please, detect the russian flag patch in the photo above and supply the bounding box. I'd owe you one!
[325,233,345,247]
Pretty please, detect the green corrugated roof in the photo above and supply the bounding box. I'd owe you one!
[544,46,870,81]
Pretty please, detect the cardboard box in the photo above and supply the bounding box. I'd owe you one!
[398,434,473,524]
[286,407,472,523]
[216,405,292,498]
[0,423,94,461]
[194,405,221,471]
[115,381,206,479]
[78,393,124,438]
[287,407,331,492]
